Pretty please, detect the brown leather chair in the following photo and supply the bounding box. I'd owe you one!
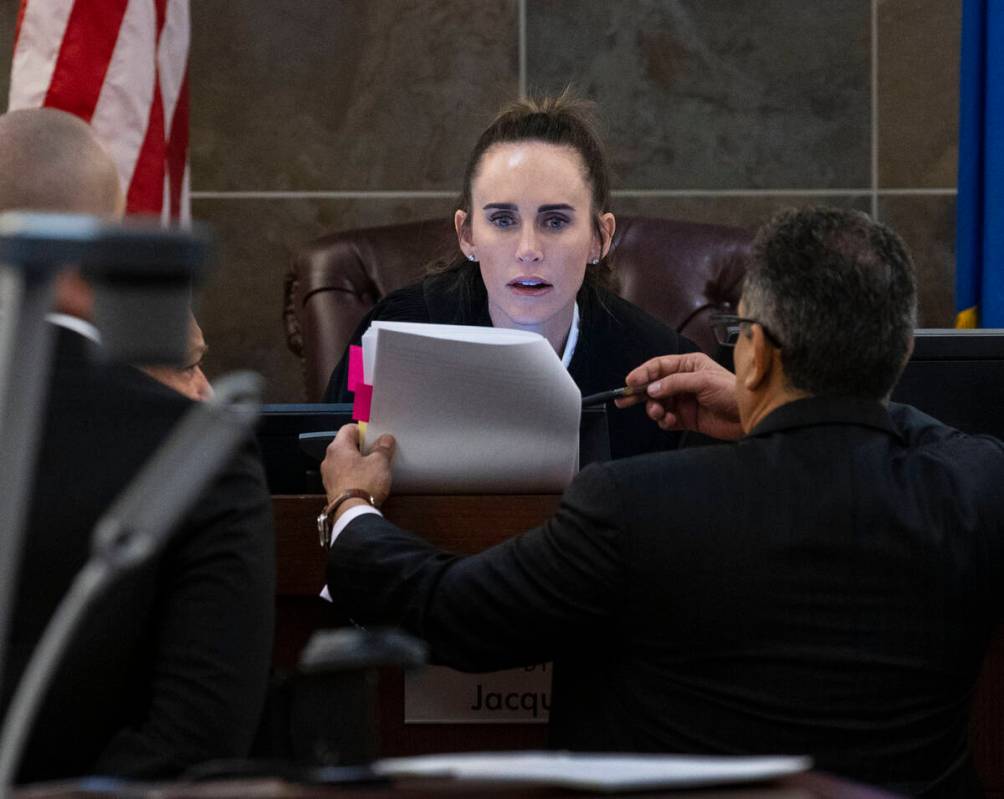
[284,216,753,401]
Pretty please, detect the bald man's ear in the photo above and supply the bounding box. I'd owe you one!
[53,269,94,320]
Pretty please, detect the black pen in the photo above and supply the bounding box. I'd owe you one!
[581,382,651,408]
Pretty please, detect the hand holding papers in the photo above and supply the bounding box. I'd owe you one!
[357,322,582,493]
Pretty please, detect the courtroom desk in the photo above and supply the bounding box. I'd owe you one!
[273,494,560,757]
[15,771,904,798]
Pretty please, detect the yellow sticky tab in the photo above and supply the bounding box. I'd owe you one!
[358,421,367,448]
[955,306,979,329]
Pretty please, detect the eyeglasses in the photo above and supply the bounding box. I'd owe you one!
[709,313,783,349]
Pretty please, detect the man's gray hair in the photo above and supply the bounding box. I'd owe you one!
[743,207,917,400]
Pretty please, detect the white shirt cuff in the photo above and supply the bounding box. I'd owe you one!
[331,504,382,544]
[319,504,383,603]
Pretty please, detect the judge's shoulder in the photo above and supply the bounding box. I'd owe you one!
[367,280,433,324]
[368,265,486,327]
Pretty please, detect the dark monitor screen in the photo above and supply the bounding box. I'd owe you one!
[890,329,1004,440]
[256,403,354,494]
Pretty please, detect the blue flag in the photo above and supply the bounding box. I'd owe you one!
[956,0,1004,327]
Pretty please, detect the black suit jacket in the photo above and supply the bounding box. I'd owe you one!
[327,396,1004,796]
[3,326,276,783]
[323,268,700,458]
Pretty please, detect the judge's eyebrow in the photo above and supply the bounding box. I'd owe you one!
[481,203,576,213]
[537,204,575,213]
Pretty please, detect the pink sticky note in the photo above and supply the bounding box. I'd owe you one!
[352,383,373,422]
[347,345,364,392]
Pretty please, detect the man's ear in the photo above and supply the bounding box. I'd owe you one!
[742,324,775,392]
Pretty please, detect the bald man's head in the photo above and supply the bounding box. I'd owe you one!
[0,108,123,217]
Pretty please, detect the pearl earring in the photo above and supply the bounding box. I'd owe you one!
[467,253,477,262]
[589,258,600,265]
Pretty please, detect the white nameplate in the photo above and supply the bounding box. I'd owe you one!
[404,663,551,724]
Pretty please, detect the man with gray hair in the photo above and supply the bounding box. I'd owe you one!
[322,207,1004,796]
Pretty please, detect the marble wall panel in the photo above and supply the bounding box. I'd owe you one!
[612,193,871,232]
[526,0,871,190]
[878,0,961,188]
[878,195,956,327]
[192,196,457,402]
[190,0,518,192]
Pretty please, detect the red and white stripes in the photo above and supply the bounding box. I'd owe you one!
[9,0,191,223]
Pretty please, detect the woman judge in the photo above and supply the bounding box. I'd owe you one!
[324,92,699,458]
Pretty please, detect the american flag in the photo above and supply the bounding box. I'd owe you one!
[8,0,191,223]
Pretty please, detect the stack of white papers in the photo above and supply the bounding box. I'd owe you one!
[373,751,812,792]
[362,322,582,493]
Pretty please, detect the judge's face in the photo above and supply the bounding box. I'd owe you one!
[455,141,613,349]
